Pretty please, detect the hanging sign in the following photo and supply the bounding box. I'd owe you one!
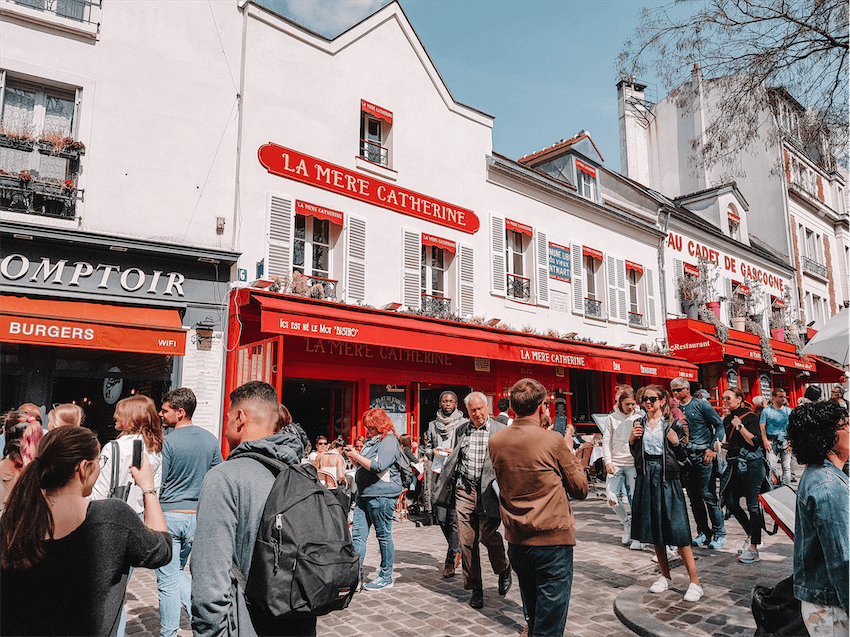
[548,243,571,282]
[259,143,480,234]
[683,262,700,276]
[505,218,533,237]
[361,99,393,125]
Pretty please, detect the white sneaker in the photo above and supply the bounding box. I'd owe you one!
[651,546,678,563]
[649,576,673,593]
[629,540,643,550]
[683,583,704,602]
[622,524,631,545]
[737,539,750,554]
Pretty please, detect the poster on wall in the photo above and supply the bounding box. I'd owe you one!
[548,243,571,282]
[370,384,407,436]
[759,373,772,397]
[726,368,739,389]
[181,329,225,439]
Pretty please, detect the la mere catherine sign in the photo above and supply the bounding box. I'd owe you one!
[258,143,480,234]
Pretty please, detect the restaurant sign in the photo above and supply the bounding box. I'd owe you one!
[548,243,571,282]
[259,143,480,234]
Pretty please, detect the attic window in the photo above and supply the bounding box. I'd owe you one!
[359,99,393,167]
[575,159,597,200]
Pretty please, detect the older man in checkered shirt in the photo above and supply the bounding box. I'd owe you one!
[434,392,511,609]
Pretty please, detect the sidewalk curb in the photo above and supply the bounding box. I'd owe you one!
[613,585,713,637]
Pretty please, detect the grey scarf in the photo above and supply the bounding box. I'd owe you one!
[434,408,464,440]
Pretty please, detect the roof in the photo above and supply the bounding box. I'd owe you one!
[675,182,750,210]
[517,131,605,166]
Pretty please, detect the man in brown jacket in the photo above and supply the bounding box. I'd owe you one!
[489,378,588,637]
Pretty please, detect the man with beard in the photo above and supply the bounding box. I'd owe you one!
[424,391,466,578]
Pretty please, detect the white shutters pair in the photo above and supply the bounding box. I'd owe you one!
[401,228,474,317]
[606,255,627,323]
[266,193,366,303]
[489,213,548,306]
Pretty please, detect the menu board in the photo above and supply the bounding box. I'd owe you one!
[180,329,225,438]
[370,384,407,436]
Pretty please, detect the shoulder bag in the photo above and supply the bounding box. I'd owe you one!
[107,440,131,502]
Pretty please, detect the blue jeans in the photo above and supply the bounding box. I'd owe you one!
[508,544,574,637]
[155,512,196,637]
[605,465,637,526]
[352,496,395,580]
[684,450,725,540]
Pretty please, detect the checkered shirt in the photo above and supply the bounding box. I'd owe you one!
[459,420,490,484]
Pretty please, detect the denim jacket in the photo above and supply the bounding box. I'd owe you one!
[793,461,849,613]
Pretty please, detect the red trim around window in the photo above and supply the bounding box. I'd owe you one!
[505,218,533,237]
[625,260,643,274]
[422,233,457,254]
[361,99,393,125]
[683,262,700,276]
[296,200,344,226]
[583,246,604,261]
[576,159,597,178]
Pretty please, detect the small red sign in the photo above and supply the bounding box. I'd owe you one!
[505,218,533,237]
[422,233,457,253]
[361,99,393,125]
[583,246,604,261]
[736,284,751,295]
[683,262,700,276]
[728,212,740,224]
[576,159,597,178]
[296,200,344,226]
[259,143,480,234]
[625,260,643,274]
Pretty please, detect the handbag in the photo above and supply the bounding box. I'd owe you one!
[107,440,131,502]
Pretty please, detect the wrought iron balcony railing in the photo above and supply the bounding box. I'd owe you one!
[14,0,98,23]
[801,256,828,280]
[421,293,452,315]
[0,137,81,218]
[628,312,644,327]
[585,297,603,318]
[359,139,388,166]
[506,273,531,301]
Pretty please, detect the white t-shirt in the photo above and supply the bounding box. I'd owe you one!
[89,434,162,516]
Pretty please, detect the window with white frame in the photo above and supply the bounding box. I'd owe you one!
[505,229,530,301]
[575,159,597,201]
[359,100,392,168]
[421,245,447,297]
[729,219,740,241]
[628,268,641,321]
[293,214,332,279]
[583,253,603,318]
[1,78,75,140]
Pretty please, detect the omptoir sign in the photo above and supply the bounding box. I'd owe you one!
[0,237,229,304]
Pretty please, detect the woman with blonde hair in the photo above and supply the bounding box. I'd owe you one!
[90,394,164,516]
[47,403,85,430]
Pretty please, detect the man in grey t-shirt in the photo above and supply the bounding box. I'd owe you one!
[156,388,221,637]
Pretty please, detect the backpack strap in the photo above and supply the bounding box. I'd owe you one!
[231,451,290,476]
[108,440,121,498]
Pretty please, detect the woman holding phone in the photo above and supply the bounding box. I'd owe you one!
[630,385,703,602]
[90,395,164,517]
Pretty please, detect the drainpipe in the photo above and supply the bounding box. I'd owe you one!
[657,205,673,349]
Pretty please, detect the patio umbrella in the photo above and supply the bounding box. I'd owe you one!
[801,307,849,368]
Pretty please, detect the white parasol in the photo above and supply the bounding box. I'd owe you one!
[801,308,850,368]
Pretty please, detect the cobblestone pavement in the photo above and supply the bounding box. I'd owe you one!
[125,487,794,636]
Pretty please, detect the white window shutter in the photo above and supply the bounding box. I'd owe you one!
[535,229,549,307]
[762,291,771,332]
[267,194,293,279]
[459,244,474,317]
[571,243,584,315]
[402,228,421,310]
[673,258,683,314]
[490,214,506,296]
[73,87,83,138]
[645,266,657,328]
[606,255,618,322]
[345,213,367,303]
[616,258,627,322]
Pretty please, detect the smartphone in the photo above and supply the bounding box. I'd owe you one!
[132,439,143,468]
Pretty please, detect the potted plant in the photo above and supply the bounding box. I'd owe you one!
[769,288,794,341]
[677,276,700,319]
[729,294,748,332]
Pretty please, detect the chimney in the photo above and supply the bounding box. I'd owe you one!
[617,77,651,185]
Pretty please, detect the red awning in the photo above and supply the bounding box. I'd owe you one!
[239,290,698,380]
[583,246,603,261]
[295,200,344,226]
[683,262,700,276]
[576,159,597,178]
[505,218,533,237]
[728,212,740,224]
[1,295,186,355]
[625,260,643,274]
[360,99,393,125]
[422,233,457,253]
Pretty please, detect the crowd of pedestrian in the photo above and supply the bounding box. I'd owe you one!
[0,379,845,637]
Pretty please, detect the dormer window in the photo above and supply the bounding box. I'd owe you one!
[727,205,741,241]
[575,159,597,200]
[359,100,392,168]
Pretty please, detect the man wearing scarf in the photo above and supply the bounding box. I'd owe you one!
[425,391,466,577]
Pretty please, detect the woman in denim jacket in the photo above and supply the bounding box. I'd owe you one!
[719,387,767,564]
[787,401,848,637]
[629,385,703,602]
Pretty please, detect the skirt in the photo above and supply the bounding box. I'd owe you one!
[631,458,692,548]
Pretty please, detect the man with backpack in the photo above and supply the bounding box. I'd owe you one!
[192,381,351,636]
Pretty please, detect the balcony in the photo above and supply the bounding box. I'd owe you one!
[507,273,531,301]
[585,297,603,319]
[801,256,828,281]
[628,312,644,327]
[302,275,338,300]
[0,136,81,218]
[12,0,98,23]
[421,293,452,315]
[359,139,388,166]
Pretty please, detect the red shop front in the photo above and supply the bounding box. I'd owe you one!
[667,318,844,410]
[222,289,699,455]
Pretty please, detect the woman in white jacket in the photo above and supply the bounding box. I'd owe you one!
[603,386,642,549]
[90,394,163,516]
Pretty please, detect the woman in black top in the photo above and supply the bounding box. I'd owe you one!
[720,387,766,564]
[1,427,172,636]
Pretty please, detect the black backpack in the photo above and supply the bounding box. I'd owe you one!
[396,448,414,489]
[752,576,806,636]
[231,453,360,621]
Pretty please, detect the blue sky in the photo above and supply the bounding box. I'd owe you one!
[261,0,668,172]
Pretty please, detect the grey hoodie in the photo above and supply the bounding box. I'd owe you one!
[190,425,306,637]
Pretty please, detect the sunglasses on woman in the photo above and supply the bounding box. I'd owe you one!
[642,396,660,404]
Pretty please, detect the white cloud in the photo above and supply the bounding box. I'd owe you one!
[262,0,390,38]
